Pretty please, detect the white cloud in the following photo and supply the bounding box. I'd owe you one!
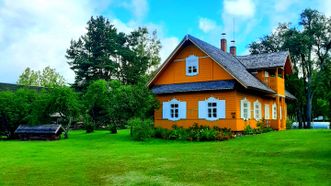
[132,0,149,20]
[275,0,298,12]
[111,19,135,34]
[198,18,217,33]
[119,0,149,21]
[223,0,255,17]
[0,0,93,84]
[319,0,331,17]
[159,37,180,62]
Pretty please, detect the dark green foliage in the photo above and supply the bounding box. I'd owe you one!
[153,124,233,142]
[249,9,331,128]
[83,80,111,130]
[66,16,123,88]
[168,125,189,140]
[0,87,81,139]
[153,127,171,139]
[128,118,154,141]
[286,118,295,129]
[243,125,255,135]
[0,89,38,138]
[66,16,161,89]
[83,80,158,134]
[83,114,94,133]
[244,120,273,135]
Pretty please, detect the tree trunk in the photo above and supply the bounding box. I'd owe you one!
[64,117,72,139]
[306,78,313,128]
[297,108,303,129]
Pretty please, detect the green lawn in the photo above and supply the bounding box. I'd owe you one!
[0,129,330,186]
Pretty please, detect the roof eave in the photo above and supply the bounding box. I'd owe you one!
[187,37,249,89]
[147,36,188,87]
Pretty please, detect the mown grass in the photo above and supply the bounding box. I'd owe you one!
[0,129,330,186]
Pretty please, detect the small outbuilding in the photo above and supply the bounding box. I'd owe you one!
[15,124,65,140]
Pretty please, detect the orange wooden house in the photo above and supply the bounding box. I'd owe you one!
[148,34,296,131]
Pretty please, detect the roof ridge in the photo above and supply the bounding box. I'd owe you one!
[187,34,274,93]
[237,51,289,58]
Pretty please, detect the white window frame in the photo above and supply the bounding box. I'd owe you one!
[254,100,262,120]
[265,71,269,78]
[240,98,251,120]
[162,99,186,121]
[264,104,270,119]
[186,55,199,76]
[198,97,225,121]
[272,103,277,120]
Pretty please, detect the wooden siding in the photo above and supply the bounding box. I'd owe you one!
[153,44,234,85]
[151,41,288,131]
[154,91,239,130]
[154,90,287,131]
[256,68,285,97]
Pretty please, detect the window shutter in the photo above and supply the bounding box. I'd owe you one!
[254,102,257,119]
[217,100,226,119]
[186,55,198,76]
[254,101,261,120]
[198,100,207,119]
[185,58,190,75]
[247,101,251,119]
[240,99,244,119]
[179,101,187,119]
[265,104,270,119]
[162,102,170,119]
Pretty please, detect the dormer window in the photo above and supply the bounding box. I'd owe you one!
[186,55,198,76]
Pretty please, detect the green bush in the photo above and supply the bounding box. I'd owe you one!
[153,127,170,139]
[244,125,255,135]
[128,118,154,141]
[153,123,233,142]
[169,125,189,140]
[83,114,94,133]
[244,120,273,135]
[286,118,294,129]
[262,127,273,133]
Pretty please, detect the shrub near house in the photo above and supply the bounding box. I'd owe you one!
[148,34,296,131]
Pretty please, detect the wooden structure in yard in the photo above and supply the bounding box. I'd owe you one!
[15,124,65,140]
[148,34,296,131]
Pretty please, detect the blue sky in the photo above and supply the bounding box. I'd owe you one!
[0,0,330,83]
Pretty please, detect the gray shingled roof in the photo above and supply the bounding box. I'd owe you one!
[187,35,275,93]
[15,124,64,134]
[151,80,235,94]
[0,82,45,92]
[237,51,289,70]
[285,90,296,100]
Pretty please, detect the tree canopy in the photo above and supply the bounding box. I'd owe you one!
[248,9,331,128]
[66,16,161,89]
[17,66,66,87]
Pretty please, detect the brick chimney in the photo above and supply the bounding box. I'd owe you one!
[230,40,236,56]
[220,33,227,52]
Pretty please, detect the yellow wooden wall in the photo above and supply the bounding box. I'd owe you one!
[151,43,287,131]
[153,44,234,85]
[154,90,287,131]
[154,91,239,130]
